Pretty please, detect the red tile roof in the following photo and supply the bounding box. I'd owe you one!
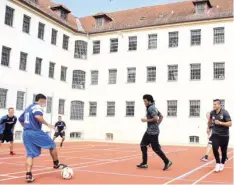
[17,0,233,34]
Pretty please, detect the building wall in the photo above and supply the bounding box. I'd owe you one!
[0,0,233,145]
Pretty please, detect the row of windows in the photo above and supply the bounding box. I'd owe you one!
[0,88,225,119]
[0,46,227,87]
[4,6,226,60]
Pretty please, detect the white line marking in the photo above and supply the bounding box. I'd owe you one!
[191,156,234,185]
[162,151,233,185]
[0,148,187,182]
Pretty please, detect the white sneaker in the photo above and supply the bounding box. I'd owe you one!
[215,163,221,172]
[219,164,224,171]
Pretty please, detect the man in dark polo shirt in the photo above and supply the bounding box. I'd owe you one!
[137,94,172,171]
[53,116,66,147]
[208,99,232,172]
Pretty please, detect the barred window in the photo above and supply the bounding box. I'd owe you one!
[109,69,117,84]
[63,34,69,50]
[58,99,65,114]
[190,100,200,117]
[70,132,83,139]
[89,102,97,116]
[70,101,84,120]
[60,10,67,20]
[189,136,199,144]
[19,52,27,71]
[195,2,206,14]
[38,22,45,40]
[169,31,179,48]
[74,40,87,59]
[33,94,36,103]
[72,70,86,89]
[191,29,201,46]
[35,57,42,75]
[0,88,7,108]
[190,64,201,80]
[168,65,178,81]
[46,97,52,113]
[51,29,57,45]
[5,6,14,26]
[220,99,225,109]
[96,17,105,27]
[213,63,225,80]
[49,62,55,78]
[128,36,137,51]
[126,101,135,116]
[60,66,67,82]
[91,70,99,85]
[167,100,177,117]
[22,15,31,33]
[106,133,113,140]
[110,38,118,53]
[213,27,225,44]
[147,67,156,82]
[127,68,136,83]
[93,40,100,54]
[148,34,157,49]
[1,46,11,66]
[16,91,25,110]
[15,131,22,140]
[107,102,115,116]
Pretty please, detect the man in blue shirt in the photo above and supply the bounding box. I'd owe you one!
[19,94,66,182]
[0,108,17,155]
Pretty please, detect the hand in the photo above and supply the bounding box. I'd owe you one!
[47,124,55,129]
[207,129,210,135]
[141,118,147,122]
[214,120,221,125]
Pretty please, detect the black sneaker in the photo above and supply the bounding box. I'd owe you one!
[200,156,208,162]
[163,161,172,171]
[136,163,148,169]
[54,163,67,169]
[26,175,35,183]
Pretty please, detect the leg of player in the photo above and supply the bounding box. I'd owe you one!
[219,136,229,171]
[211,134,221,172]
[137,132,149,168]
[150,134,172,171]
[10,141,16,155]
[201,142,212,162]
[60,137,65,147]
[26,157,35,182]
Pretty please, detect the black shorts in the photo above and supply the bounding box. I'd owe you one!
[0,133,14,143]
[140,132,161,149]
[54,132,65,138]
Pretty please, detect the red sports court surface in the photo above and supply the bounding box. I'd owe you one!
[0,142,233,184]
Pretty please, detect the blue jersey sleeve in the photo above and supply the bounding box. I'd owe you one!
[19,113,25,122]
[32,106,43,116]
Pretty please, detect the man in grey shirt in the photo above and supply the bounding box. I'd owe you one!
[137,94,172,171]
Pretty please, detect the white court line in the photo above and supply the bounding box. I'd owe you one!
[67,157,117,162]
[0,174,18,178]
[162,151,233,185]
[191,156,234,185]
[2,162,48,168]
[0,148,187,182]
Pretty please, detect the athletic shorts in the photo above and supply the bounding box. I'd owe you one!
[54,131,65,138]
[0,133,13,143]
[23,129,56,158]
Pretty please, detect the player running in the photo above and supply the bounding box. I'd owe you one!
[19,94,66,182]
[53,116,66,147]
[0,108,17,155]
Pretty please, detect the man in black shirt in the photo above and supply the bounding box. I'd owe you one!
[137,94,172,171]
[53,116,66,147]
[208,99,232,172]
[0,108,17,155]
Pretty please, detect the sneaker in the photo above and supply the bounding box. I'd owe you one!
[200,156,208,162]
[26,175,35,183]
[163,161,172,171]
[10,151,16,156]
[136,163,148,169]
[54,163,67,169]
[215,163,221,172]
[219,164,224,171]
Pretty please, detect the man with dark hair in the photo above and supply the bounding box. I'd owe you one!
[208,99,232,172]
[137,94,172,171]
[0,108,17,155]
[53,116,66,147]
[19,94,66,182]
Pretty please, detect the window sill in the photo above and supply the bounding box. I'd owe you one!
[190,44,201,47]
[35,73,42,76]
[213,78,225,81]
[125,116,134,117]
[108,83,117,85]
[19,69,27,72]
[89,115,97,117]
[168,46,179,49]
[60,80,67,83]
[106,115,115,117]
[1,64,10,68]
[49,77,55,80]
[4,24,14,28]
[146,81,156,83]
[126,82,136,84]
[62,48,69,51]
[128,49,137,52]
[190,79,201,81]
[92,53,100,55]
[109,51,118,54]
[147,48,157,50]
[38,38,45,41]
[22,31,30,35]
[166,116,177,118]
[189,116,200,118]
[74,57,87,60]
[167,80,178,82]
[90,84,98,86]
[213,43,225,45]
[72,88,86,90]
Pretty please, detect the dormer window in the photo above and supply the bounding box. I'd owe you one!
[30,0,38,4]
[193,0,212,14]
[93,13,112,27]
[51,4,71,20]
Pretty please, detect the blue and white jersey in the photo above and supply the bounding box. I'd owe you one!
[19,103,44,131]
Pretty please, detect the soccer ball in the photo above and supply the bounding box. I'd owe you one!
[61,167,74,179]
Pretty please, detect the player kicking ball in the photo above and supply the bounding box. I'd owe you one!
[53,116,66,147]
[0,108,17,155]
[19,94,67,182]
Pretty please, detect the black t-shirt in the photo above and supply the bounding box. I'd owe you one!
[55,121,66,132]
[1,115,17,134]
[210,109,231,137]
